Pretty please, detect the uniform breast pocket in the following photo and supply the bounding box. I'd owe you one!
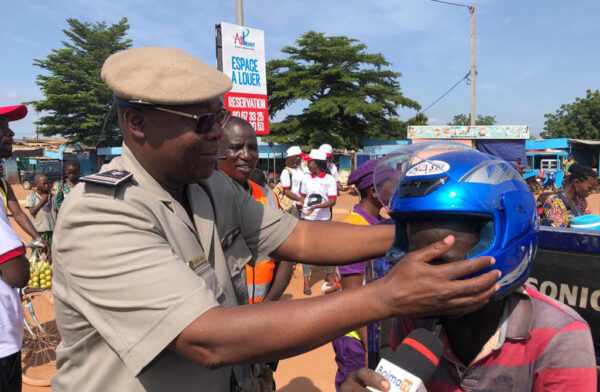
[191,261,226,305]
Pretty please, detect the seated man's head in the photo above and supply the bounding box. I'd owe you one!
[102,47,232,187]
[218,116,258,185]
[34,174,51,194]
[380,142,539,300]
[64,160,81,183]
[407,218,485,265]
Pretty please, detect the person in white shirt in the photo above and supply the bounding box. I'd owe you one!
[0,105,31,392]
[319,143,343,192]
[280,146,305,216]
[299,149,338,294]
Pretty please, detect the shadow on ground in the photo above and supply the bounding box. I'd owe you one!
[277,376,322,392]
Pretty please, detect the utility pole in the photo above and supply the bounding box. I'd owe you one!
[470,4,476,127]
[236,0,244,26]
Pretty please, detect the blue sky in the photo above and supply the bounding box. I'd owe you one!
[3,0,599,139]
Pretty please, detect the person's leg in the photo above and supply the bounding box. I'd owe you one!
[332,336,366,392]
[0,351,22,392]
[302,264,311,295]
[325,266,337,284]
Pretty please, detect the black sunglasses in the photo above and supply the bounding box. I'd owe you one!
[113,95,230,134]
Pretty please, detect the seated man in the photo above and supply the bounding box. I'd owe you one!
[343,143,597,391]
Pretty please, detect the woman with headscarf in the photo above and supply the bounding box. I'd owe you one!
[330,159,385,391]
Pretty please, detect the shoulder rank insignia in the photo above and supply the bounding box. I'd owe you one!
[80,170,132,186]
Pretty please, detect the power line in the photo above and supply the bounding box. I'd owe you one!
[419,72,471,114]
[429,0,472,10]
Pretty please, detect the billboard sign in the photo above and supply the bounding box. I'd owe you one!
[217,22,269,135]
[408,125,529,140]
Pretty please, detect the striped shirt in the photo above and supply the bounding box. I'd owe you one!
[390,286,597,391]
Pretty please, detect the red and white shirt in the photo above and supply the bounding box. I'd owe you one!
[300,172,337,221]
[328,162,340,182]
[280,166,305,198]
[391,286,597,391]
[0,199,25,357]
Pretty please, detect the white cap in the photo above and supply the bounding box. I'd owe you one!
[286,146,303,157]
[319,144,333,157]
[305,148,327,161]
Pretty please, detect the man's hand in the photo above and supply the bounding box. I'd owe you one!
[40,193,50,205]
[341,368,390,392]
[376,235,499,319]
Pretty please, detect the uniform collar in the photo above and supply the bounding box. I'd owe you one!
[311,172,326,179]
[121,144,174,203]
[119,144,201,238]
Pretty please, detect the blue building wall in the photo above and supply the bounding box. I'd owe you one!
[525,138,569,151]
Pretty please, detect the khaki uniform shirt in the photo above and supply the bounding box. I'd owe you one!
[51,145,297,391]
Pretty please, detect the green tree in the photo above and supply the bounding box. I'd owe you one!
[266,31,420,150]
[29,18,132,146]
[450,113,497,126]
[541,89,600,139]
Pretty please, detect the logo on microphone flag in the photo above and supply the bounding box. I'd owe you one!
[367,358,427,392]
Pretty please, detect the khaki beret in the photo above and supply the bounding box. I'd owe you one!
[101,46,233,106]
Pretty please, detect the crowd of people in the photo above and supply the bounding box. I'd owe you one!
[0,45,597,392]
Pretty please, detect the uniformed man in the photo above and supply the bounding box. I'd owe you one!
[51,46,500,392]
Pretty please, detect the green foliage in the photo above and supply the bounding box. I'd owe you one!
[28,18,132,146]
[450,113,496,126]
[541,90,600,140]
[266,31,420,150]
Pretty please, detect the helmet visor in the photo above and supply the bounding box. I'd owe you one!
[373,141,525,212]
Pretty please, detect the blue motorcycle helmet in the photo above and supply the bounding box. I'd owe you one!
[373,141,539,299]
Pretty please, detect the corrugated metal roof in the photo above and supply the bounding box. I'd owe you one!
[569,139,600,146]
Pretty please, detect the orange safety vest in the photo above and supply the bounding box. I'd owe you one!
[246,180,277,304]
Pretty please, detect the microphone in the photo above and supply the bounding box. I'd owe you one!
[367,328,443,392]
